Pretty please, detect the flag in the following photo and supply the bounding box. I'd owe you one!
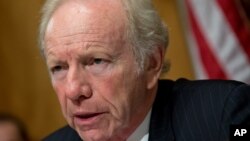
[179,0,250,83]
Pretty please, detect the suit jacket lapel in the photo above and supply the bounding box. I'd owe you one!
[149,80,175,141]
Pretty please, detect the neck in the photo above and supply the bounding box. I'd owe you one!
[111,85,157,141]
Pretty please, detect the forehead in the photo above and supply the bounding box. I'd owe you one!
[45,0,127,39]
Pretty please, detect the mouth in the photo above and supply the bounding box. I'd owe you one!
[73,112,106,126]
[76,113,103,119]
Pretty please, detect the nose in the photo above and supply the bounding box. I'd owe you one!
[65,67,92,102]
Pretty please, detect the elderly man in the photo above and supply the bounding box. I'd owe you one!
[40,0,250,141]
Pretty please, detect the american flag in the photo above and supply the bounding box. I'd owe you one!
[179,0,250,84]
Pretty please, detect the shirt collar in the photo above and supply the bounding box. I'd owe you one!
[127,109,152,141]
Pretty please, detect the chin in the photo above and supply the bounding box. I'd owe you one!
[77,129,112,141]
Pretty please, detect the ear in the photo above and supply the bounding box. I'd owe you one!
[145,46,165,90]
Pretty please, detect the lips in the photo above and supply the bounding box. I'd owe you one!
[73,112,106,126]
[76,113,103,119]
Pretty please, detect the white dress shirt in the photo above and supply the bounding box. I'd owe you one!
[127,109,152,141]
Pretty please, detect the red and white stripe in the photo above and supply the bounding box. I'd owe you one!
[179,0,250,83]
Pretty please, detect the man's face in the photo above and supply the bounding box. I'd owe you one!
[44,0,154,140]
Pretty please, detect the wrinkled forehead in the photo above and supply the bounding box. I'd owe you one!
[45,0,127,38]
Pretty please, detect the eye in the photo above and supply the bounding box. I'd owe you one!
[93,58,104,65]
[50,65,68,74]
[88,58,106,66]
[51,65,62,73]
[86,58,111,74]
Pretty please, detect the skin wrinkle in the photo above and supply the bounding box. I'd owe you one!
[45,24,127,72]
[47,28,107,39]
[45,28,115,48]
[44,0,160,140]
[45,41,123,72]
[48,36,112,49]
[45,20,127,60]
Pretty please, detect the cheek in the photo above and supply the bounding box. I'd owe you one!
[52,81,63,100]
[92,64,139,119]
[93,74,125,112]
[52,81,68,115]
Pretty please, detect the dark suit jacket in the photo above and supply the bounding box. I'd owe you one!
[43,79,250,141]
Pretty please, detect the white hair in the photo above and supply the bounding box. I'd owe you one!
[39,0,169,72]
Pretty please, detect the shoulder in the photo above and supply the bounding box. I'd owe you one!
[158,78,250,141]
[43,125,82,141]
[170,78,249,104]
[158,78,249,106]
[167,78,250,118]
[173,78,247,93]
